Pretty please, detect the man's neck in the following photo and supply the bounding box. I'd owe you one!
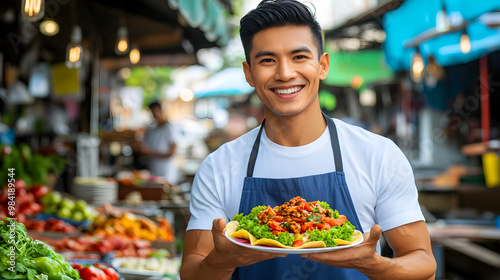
[263,107,327,147]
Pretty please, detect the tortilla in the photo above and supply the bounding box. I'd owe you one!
[226,221,363,249]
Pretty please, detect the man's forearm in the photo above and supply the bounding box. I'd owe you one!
[358,250,436,280]
[181,252,234,280]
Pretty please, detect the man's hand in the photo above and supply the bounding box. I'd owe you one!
[302,222,436,280]
[300,224,382,269]
[205,218,288,272]
[133,143,157,157]
[180,218,287,280]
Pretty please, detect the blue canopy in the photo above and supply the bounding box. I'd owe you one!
[383,0,500,71]
[193,67,254,98]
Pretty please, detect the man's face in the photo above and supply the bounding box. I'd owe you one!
[151,107,163,122]
[243,25,329,118]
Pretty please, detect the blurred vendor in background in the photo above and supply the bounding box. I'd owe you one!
[135,101,178,184]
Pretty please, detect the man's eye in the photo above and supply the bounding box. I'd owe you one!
[294,55,306,59]
[260,58,274,63]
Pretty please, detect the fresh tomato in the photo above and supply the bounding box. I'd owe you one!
[94,264,119,280]
[25,219,45,231]
[0,209,7,218]
[29,184,50,202]
[71,263,83,271]
[15,189,33,206]
[2,145,12,155]
[14,179,27,190]
[19,202,33,215]
[14,213,26,224]
[79,266,107,280]
[292,240,304,247]
[0,185,8,203]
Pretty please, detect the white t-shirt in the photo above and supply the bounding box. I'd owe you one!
[144,122,178,184]
[187,118,424,233]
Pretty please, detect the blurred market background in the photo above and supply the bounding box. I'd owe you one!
[1,0,500,279]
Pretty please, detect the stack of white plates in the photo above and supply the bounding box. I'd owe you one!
[71,177,118,206]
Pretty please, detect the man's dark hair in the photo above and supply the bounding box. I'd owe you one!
[239,0,323,63]
[148,101,161,111]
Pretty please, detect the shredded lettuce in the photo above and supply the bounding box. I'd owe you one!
[306,222,355,246]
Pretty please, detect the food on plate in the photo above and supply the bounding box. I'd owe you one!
[226,196,363,249]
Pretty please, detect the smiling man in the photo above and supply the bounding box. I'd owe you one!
[180,1,436,279]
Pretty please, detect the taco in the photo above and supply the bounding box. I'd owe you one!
[226,196,363,249]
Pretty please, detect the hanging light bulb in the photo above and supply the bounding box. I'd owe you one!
[65,26,83,68]
[21,0,45,22]
[410,48,424,82]
[423,55,445,88]
[460,29,471,54]
[436,3,450,32]
[129,44,140,64]
[39,19,59,36]
[115,26,129,55]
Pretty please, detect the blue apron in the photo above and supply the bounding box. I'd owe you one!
[232,113,369,280]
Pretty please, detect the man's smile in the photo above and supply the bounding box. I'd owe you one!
[273,86,304,95]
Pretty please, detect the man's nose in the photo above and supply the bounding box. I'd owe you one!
[274,61,296,81]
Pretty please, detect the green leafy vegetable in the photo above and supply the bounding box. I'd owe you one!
[0,218,79,280]
[306,222,355,246]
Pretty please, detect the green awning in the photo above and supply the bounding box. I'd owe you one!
[323,50,394,87]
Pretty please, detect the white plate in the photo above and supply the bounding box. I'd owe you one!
[224,230,363,254]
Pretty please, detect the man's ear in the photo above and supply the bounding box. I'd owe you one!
[319,52,330,80]
[242,61,255,87]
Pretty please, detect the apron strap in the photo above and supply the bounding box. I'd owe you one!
[246,113,343,177]
[247,119,265,177]
[323,112,343,172]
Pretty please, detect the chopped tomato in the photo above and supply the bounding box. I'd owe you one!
[322,217,344,226]
[266,205,276,215]
[274,216,283,222]
[268,221,286,232]
[292,240,304,247]
[301,221,313,232]
[303,203,313,212]
[340,215,347,223]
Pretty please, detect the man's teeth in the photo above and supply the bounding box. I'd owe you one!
[274,87,302,95]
